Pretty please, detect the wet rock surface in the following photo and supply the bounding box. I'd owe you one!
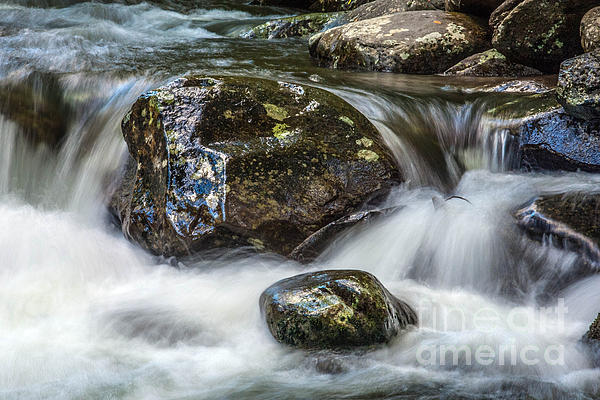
[112,76,400,257]
[581,6,600,52]
[309,10,490,73]
[490,0,597,73]
[556,50,600,121]
[516,193,600,268]
[516,109,600,173]
[347,0,444,22]
[289,207,400,263]
[443,49,542,77]
[243,12,342,39]
[260,269,417,349]
[444,0,504,16]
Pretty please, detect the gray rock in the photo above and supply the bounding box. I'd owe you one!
[443,48,542,77]
[556,49,600,121]
[581,6,600,52]
[243,12,343,39]
[347,0,444,22]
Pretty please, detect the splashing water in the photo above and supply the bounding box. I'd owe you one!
[1,1,600,399]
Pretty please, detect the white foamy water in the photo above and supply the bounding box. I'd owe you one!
[1,1,600,399]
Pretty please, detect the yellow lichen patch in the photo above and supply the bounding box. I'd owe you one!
[357,149,379,162]
[264,103,288,121]
[355,137,373,147]
[223,110,234,119]
[339,116,355,126]
[247,237,265,250]
[273,123,292,139]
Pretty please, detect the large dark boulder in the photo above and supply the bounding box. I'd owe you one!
[347,0,444,22]
[517,108,600,172]
[256,0,372,12]
[445,0,504,16]
[260,270,417,349]
[243,12,342,39]
[443,48,542,76]
[490,0,599,73]
[516,193,600,268]
[582,6,600,52]
[556,50,600,121]
[585,314,600,342]
[112,76,400,257]
[309,11,490,73]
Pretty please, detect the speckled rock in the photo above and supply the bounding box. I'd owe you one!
[581,6,600,52]
[491,0,599,73]
[444,0,504,16]
[347,0,444,22]
[443,48,542,76]
[257,0,372,12]
[0,72,71,148]
[480,80,553,93]
[260,269,417,349]
[309,11,490,73]
[516,193,600,268]
[243,12,342,39]
[112,76,400,257]
[516,108,600,172]
[556,50,600,121]
[585,313,600,341]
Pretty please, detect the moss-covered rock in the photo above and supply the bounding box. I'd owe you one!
[581,6,600,52]
[491,0,597,73]
[256,0,372,12]
[444,0,504,16]
[516,108,600,172]
[516,193,600,268]
[347,0,444,22]
[309,11,490,73]
[556,49,600,121]
[112,76,400,257]
[243,12,342,39]
[260,269,417,349]
[443,49,542,76]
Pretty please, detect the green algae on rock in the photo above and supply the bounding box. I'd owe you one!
[309,11,490,74]
[260,269,417,349]
[443,49,542,77]
[112,76,400,257]
[243,12,343,39]
[490,0,597,73]
[556,49,600,121]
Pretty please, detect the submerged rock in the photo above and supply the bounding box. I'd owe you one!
[479,79,553,94]
[309,11,490,73]
[517,108,600,172]
[516,193,600,268]
[443,49,542,77]
[243,12,342,39]
[112,76,400,257]
[556,50,600,121]
[0,72,71,148]
[581,6,600,52]
[260,269,417,349]
[490,0,596,73]
[347,0,444,22]
[289,207,400,263]
[444,0,504,16]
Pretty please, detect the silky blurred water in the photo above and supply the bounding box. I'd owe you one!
[1,1,600,399]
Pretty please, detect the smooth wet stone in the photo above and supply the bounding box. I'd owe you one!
[556,50,600,121]
[581,6,600,52]
[516,193,600,268]
[289,207,400,263]
[309,10,490,73]
[444,0,504,16]
[517,109,600,172]
[490,0,597,73]
[256,0,372,12]
[243,12,343,39]
[347,0,444,22]
[481,80,552,94]
[443,49,542,77]
[112,76,400,257]
[260,269,417,349]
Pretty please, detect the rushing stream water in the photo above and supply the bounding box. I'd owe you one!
[2,1,600,399]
